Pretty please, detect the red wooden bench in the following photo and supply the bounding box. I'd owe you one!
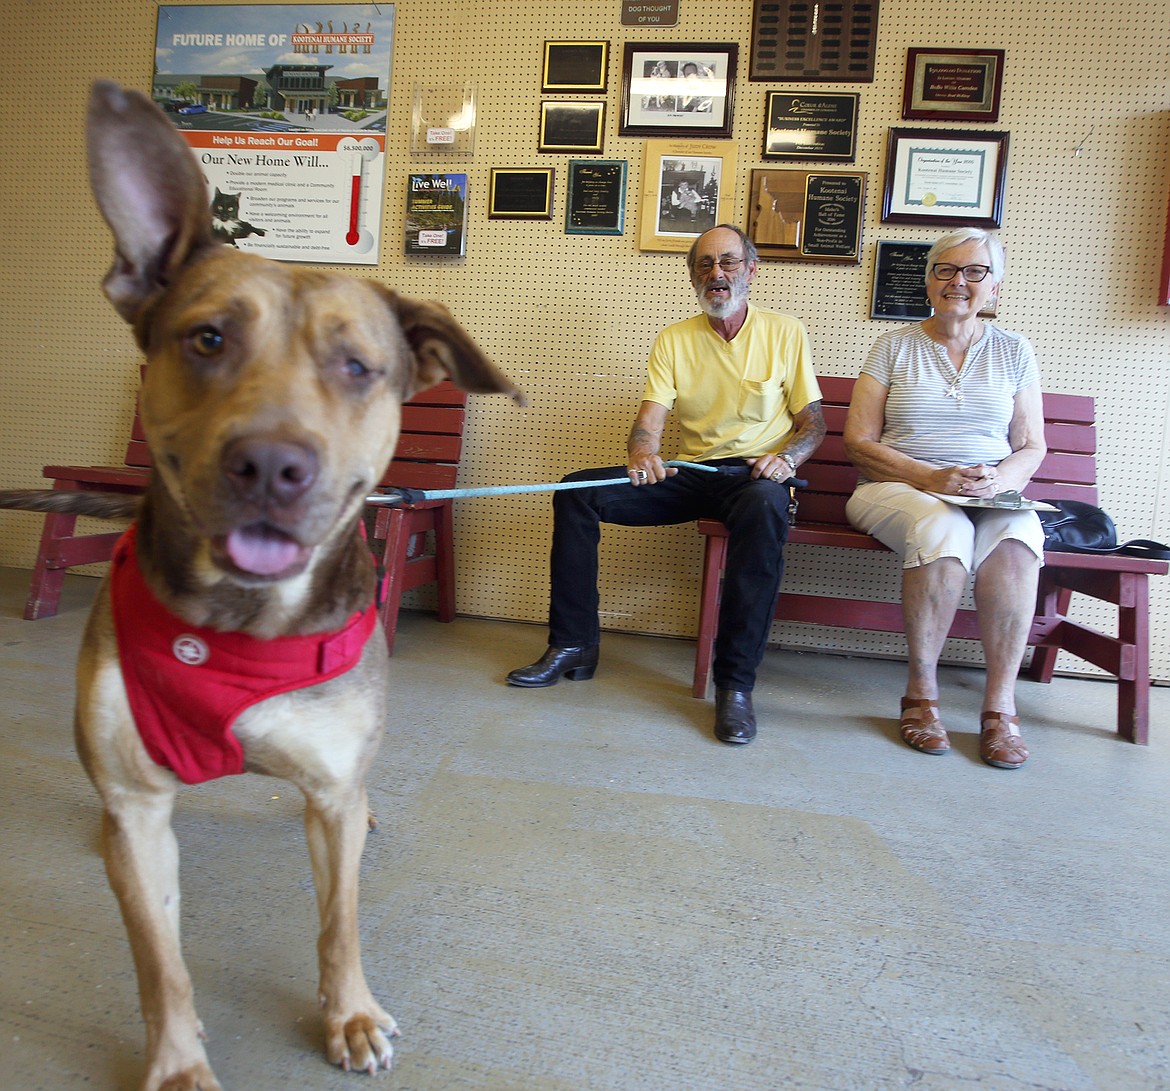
[693,375,1168,744]
[24,381,470,656]
[368,381,467,653]
[24,387,152,620]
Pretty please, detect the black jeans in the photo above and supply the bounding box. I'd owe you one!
[547,461,791,692]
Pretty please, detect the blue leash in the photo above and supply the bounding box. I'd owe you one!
[366,461,803,506]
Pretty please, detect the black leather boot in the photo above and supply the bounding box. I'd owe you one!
[714,688,756,744]
[506,645,599,687]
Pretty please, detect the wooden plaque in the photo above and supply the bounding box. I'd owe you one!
[749,0,880,82]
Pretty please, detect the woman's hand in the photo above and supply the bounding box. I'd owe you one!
[930,464,1000,498]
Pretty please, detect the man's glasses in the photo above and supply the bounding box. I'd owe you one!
[693,256,745,275]
[931,263,992,282]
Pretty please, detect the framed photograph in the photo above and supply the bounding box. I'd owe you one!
[619,43,737,138]
[539,101,606,154]
[870,240,932,320]
[638,139,738,252]
[764,92,859,162]
[542,41,609,93]
[903,48,1005,121]
[565,159,627,236]
[881,128,1009,227]
[747,169,867,263]
[488,168,555,220]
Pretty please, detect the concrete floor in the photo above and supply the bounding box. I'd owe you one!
[2,567,1169,1091]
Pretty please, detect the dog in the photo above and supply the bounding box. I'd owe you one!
[1,81,521,1089]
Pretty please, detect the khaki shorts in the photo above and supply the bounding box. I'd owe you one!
[846,480,1045,572]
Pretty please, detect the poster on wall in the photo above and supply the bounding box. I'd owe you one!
[154,4,393,265]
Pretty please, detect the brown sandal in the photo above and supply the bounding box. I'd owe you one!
[899,697,950,755]
[980,712,1029,769]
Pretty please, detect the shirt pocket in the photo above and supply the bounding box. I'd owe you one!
[737,379,783,423]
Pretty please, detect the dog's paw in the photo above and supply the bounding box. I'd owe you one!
[145,1058,224,1091]
[326,1009,399,1075]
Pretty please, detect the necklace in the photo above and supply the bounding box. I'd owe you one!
[933,323,982,406]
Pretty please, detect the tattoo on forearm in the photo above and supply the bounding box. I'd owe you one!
[629,425,660,454]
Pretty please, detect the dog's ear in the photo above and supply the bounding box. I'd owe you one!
[87,81,214,325]
[387,292,526,405]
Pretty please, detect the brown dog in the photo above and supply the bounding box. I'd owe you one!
[8,82,521,1089]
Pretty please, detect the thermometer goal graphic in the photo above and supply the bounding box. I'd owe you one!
[341,140,379,253]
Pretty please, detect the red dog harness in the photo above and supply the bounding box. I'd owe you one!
[110,524,377,785]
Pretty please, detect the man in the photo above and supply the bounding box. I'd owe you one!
[507,225,825,744]
[679,61,715,113]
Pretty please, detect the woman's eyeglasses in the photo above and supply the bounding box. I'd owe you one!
[931,263,992,282]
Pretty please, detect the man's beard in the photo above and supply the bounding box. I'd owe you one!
[695,276,749,319]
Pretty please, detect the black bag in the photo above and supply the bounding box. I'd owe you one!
[1038,499,1170,559]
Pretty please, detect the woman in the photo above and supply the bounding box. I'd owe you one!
[843,228,1047,769]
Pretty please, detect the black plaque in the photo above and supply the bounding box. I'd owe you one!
[542,41,609,93]
[870,240,931,320]
[539,101,605,153]
[750,0,880,82]
[764,92,859,161]
[565,160,626,235]
[488,168,554,219]
[801,174,864,258]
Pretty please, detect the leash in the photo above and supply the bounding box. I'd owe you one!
[365,460,806,506]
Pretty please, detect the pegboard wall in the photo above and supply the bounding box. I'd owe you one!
[2,0,1168,680]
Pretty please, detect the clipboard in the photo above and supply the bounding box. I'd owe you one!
[929,491,1059,512]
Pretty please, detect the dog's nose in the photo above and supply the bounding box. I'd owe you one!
[221,436,318,506]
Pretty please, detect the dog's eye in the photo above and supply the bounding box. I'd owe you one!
[343,357,371,379]
[190,326,225,356]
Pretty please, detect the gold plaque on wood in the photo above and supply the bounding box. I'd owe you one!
[749,0,880,83]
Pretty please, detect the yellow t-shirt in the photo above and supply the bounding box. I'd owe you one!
[642,304,820,461]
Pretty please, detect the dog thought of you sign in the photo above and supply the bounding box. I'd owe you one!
[155,3,395,265]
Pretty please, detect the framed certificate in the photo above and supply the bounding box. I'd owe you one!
[565,160,627,235]
[747,169,867,264]
[881,128,1009,227]
[903,48,1005,122]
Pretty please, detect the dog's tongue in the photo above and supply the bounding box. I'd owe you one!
[226,525,303,576]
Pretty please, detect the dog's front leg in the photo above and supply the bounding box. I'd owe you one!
[101,786,223,1091]
[78,601,222,1091]
[303,783,398,1073]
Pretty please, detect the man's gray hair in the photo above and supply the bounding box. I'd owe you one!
[687,224,759,270]
[924,227,1005,284]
